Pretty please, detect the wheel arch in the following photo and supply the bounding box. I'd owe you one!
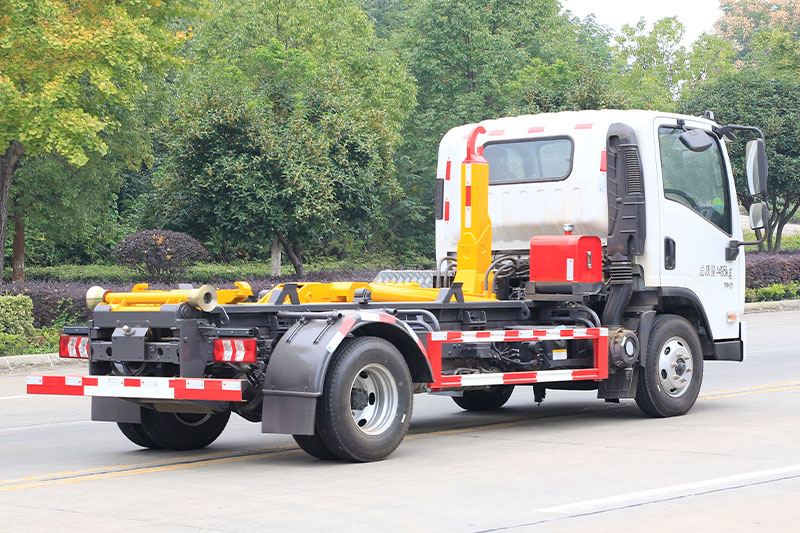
[261,312,430,436]
[657,288,714,358]
[351,322,433,384]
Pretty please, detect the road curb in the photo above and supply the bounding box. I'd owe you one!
[0,353,82,375]
[744,299,800,314]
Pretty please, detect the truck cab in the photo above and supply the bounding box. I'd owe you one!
[435,110,764,362]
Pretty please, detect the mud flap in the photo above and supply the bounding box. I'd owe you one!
[92,397,141,423]
[261,318,347,435]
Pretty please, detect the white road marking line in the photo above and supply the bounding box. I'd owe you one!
[0,395,28,400]
[533,463,800,514]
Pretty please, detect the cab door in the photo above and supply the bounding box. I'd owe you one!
[654,117,744,341]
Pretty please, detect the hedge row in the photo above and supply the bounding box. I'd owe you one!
[745,252,800,289]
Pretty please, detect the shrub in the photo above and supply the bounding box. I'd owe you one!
[113,230,210,282]
[745,282,800,302]
[745,252,800,288]
[0,294,36,336]
[3,282,94,328]
[0,328,60,356]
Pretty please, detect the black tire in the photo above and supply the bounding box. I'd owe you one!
[292,433,339,460]
[138,408,231,450]
[452,385,515,411]
[117,421,162,449]
[316,336,413,462]
[635,314,704,418]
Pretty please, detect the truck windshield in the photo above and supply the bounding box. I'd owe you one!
[658,126,732,235]
[484,137,573,184]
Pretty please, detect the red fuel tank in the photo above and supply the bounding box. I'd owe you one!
[530,235,603,283]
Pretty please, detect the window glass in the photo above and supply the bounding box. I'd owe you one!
[484,137,572,184]
[658,126,732,234]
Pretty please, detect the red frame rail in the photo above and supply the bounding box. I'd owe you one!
[425,327,609,390]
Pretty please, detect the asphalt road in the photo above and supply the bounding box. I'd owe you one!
[1,311,798,531]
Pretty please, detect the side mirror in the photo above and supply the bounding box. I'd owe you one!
[745,139,768,196]
[679,129,713,153]
[749,201,769,231]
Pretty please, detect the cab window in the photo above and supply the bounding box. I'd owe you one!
[658,126,732,234]
[484,137,573,184]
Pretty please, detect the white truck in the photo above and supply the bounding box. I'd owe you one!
[29,109,769,462]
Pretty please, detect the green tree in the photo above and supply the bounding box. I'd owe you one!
[609,17,688,111]
[682,69,800,251]
[154,0,415,275]
[0,0,190,280]
[391,1,620,256]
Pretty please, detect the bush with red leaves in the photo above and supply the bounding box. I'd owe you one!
[113,230,209,282]
[745,252,800,289]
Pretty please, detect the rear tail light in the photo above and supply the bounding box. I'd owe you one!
[213,338,257,363]
[59,335,89,359]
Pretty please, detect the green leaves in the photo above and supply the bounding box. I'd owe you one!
[155,1,414,267]
[0,0,186,164]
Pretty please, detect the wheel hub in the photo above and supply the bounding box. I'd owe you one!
[349,363,398,436]
[658,336,694,398]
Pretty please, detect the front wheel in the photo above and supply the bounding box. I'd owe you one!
[635,314,704,417]
[316,336,413,462]
[452,385,515,411]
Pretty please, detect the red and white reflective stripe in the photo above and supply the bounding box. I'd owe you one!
[575,123,593,130]
[430,327,607,343]
[213,338,256,363]
[464,165,472,228]
[600,149,607,172]
[445,159,452,181]
[488,129,504,136]
[528,126,545,133]
[359,312,397,324]
[324,313,427,357]
[444,200,450,221]
[440,368,602,387]
[26,375,244,402]
[326,316,358,353]
[59,335,89,359]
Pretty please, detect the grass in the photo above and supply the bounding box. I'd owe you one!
[742,231,800,252]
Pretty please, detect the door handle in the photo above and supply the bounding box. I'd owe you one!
[665,237,676,270]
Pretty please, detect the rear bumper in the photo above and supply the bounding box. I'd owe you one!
[27,375,245,402]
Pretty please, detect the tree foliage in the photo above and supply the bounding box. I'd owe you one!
[683,69,800,251]
[152,0,416,274]
[0,0,191,280]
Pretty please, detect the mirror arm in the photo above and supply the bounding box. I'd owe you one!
[726,231,768,261]
[714,124,764,141]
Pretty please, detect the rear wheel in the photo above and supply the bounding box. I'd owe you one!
[452,385,515,411]
[635,314,703,417]
[316,336,413,462]
[117,422,162,449]
[138,409,231,450]
[292,432,338,460]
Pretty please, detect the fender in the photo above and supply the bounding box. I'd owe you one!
[658,287,741,361]
[261,311,431,435]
